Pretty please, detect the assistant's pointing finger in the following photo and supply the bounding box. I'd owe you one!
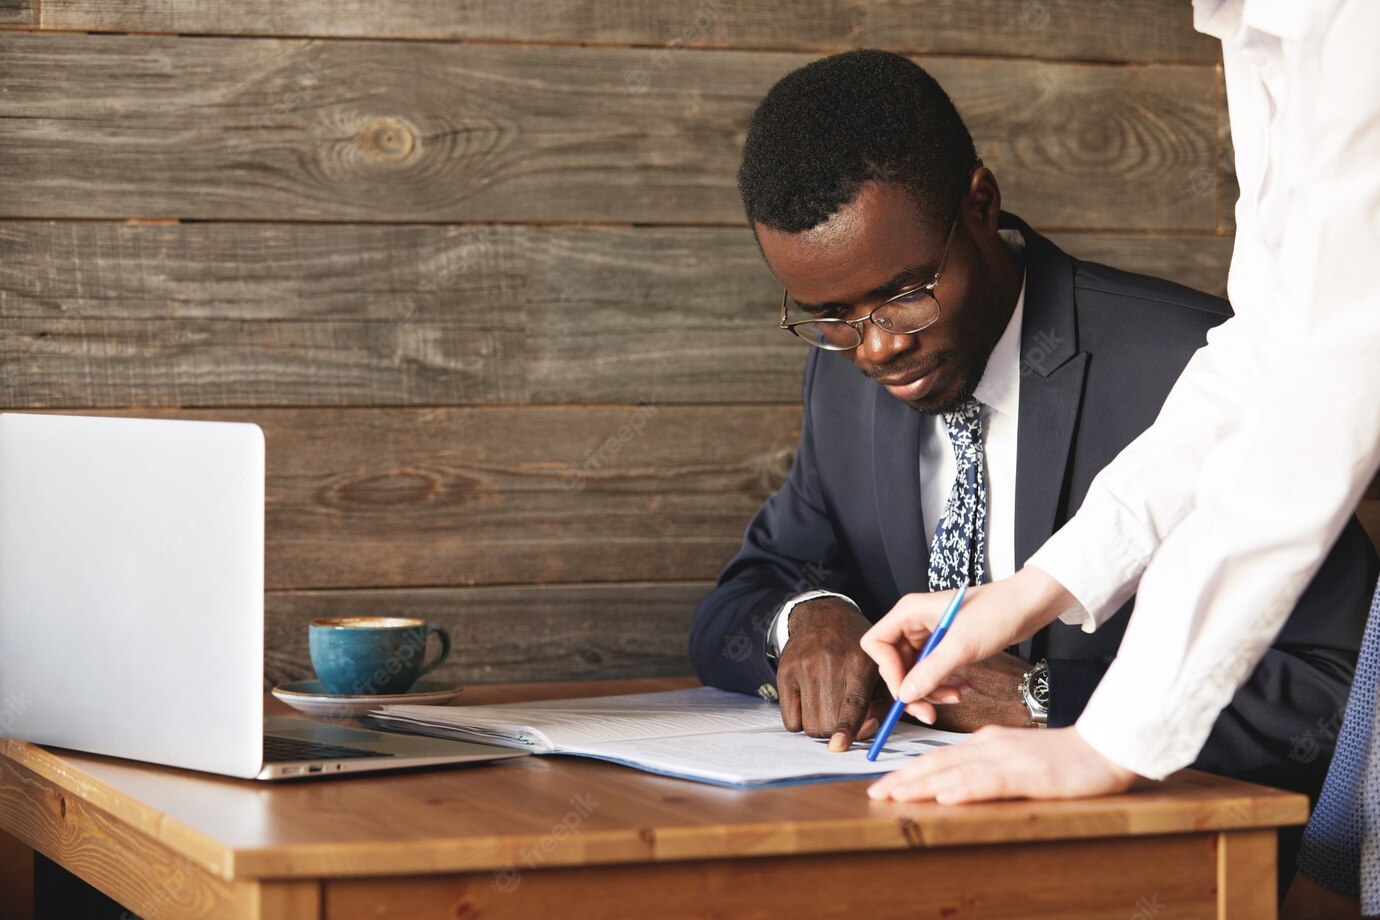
[860,635,909,698]
[898,641,969,703]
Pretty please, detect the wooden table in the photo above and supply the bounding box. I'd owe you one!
[0,677,1306,919]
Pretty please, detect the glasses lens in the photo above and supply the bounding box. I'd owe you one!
[793,320,862,350]
[873,289,940,334]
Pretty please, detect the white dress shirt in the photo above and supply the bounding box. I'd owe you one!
[769,236,1027,653]
[1027,0,1380,779]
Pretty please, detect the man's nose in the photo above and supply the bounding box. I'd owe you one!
[856,320,915,367]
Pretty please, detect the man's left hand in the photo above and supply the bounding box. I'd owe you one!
[867,726,1140,804]
[931,651,1035,734]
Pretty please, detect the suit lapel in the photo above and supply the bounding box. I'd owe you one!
[1005,216,1089,661]
[871,383,929,598]
[1015,358,1087,568]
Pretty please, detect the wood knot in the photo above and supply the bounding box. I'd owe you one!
[357,116,417,163]
[329,470,443,508]
[59,796,67,819]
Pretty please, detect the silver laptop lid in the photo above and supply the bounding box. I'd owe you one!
[0,413,265,778]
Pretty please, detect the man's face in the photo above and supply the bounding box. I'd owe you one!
[755,179,1012,415]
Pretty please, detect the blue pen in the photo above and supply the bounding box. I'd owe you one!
[865,582,968,761]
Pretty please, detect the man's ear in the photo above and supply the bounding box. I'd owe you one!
[964,167,1003,239]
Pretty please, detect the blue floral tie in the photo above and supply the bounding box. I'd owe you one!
[927,399,987,592]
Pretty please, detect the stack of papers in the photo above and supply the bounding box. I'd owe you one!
[360,686,964,788]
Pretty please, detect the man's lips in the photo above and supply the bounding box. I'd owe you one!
[874,360,946,401]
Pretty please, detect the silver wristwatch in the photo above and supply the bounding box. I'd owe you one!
[1020,659,1050,727]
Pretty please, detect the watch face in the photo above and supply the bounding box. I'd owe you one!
[1031,672,1050,707]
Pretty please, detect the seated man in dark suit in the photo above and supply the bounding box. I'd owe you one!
[689,49,1375,843]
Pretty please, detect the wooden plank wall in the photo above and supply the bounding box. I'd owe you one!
[0,1,1283,689]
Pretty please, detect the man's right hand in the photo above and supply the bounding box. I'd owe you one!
[776,598,963,752]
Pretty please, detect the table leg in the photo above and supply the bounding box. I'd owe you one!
[258,881,322,920]
[1218,829,1277,920]
[0,829,34,920]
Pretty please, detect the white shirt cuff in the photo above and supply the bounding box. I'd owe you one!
[766,590,860,657]
[1075,664,1194,781]
[1026,511,1148,633]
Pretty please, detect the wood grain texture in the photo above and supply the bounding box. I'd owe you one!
[0,0,33,26]
[0,679,1308,884]
[0,830,34,920]
[257,881,321,920]
[327,834,1219,920]
[1218,829,1277,920]
[0,222,1233,409]
[18,406,799,590]
[263,582,704,690]
[0,222,803,407]
[0,757,251,917]
[250,403,794,590]
[1214,62,1240,235]
[35,0,1221,64]
[0,34,1222,230]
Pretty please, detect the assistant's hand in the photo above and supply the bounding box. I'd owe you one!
[867,726,1138,804]
[777,599,962,752]
[860,567,1078,724]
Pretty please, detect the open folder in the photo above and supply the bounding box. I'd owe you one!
[358,686,964,788]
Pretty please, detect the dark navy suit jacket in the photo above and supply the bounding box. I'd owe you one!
[690,213,1376,804]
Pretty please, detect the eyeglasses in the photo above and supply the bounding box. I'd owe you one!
[777,162,977,352]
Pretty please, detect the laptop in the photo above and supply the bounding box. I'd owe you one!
[0,413,524,780]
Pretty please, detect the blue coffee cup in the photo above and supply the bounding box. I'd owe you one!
[308,616,451,696]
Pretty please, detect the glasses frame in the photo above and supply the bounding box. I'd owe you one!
[777,160,979,352]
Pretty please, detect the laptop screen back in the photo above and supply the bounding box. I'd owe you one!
[0,413,265,777]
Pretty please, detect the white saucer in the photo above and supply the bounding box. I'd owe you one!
[271,679,463,717]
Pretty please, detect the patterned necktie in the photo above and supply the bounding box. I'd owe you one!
[927,398,988,592]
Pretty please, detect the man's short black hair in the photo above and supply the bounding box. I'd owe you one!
[738,49,976,235]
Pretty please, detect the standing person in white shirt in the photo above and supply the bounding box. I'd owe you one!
[863,2,1380,912]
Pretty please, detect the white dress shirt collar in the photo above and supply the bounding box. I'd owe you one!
[973,228,1028,422]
